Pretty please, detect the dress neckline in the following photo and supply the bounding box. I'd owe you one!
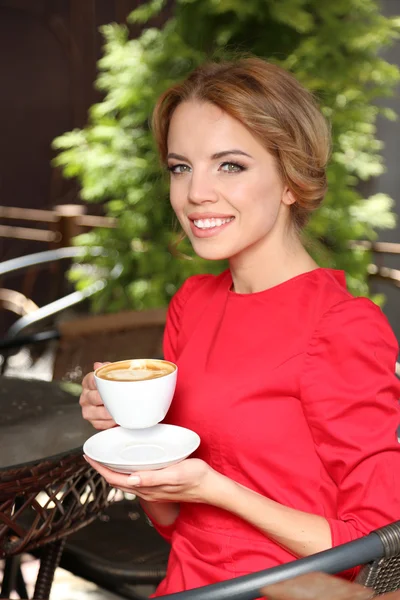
[226,268,346,298]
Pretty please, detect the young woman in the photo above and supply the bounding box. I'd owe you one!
[81,57,400,596]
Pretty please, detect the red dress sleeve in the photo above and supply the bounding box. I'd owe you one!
[144,275,209,542]
[301,298,400,557]
[163,275,210,362]
[140,503,176,544]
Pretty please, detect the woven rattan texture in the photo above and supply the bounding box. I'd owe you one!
[357,557,400,596]
[0,452,114,557]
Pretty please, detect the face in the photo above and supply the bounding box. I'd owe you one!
[167,101,295,262]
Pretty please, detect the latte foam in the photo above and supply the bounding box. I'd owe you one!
[105,367,170,381]
[97,359,176,382]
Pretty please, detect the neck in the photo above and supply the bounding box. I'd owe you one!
[229,223,318,295]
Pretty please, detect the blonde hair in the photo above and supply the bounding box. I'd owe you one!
[152,57,330,230]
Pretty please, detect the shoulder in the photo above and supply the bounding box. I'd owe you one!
[303,270,390,328]
[309,294,399,364]
[298,269,398,357]
[170,271,226,305]
[167,270,228,320]
[302,269,353,315]
[163,271,228,360]
[176,271,224,300]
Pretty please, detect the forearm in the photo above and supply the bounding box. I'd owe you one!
[208,473,332,558]
[140,499,180,526]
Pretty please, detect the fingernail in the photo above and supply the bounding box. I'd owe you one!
[128,475,141,485]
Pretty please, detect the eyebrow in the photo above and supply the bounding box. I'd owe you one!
[167,149,253,161]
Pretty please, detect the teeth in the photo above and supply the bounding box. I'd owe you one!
[193,217,234,229]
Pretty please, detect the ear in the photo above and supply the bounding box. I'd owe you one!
[282,186,296,206]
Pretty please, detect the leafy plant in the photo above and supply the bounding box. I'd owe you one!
[53,0,400,311]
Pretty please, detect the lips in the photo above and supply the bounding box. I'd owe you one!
[187,213,235,221]
[187,215,235,238]
[193,217,234,229]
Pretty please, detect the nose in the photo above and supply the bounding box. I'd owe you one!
[188,169,218,205]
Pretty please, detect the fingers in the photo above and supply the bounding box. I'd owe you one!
[80,388,105,408]
[84,457,178,500]
[80,396,115,427]
[94,361,111,370]
[81,362,110,392]
[81,371,97,392]
[85,458,156,490]
[127,467,178,488]
[84,456,136,488]
[80,362,116,429]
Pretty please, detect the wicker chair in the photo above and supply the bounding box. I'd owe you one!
[57,496,170,599]
[156,521,400,600]
[1,250,400,599]
[357,529,400,597]
[1,303,169,599]
[1,306,169,600]
[0,254,169,599]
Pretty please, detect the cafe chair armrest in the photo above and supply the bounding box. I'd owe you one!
[159,521,400,600]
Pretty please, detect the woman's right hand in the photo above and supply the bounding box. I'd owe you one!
[79,362,116,430]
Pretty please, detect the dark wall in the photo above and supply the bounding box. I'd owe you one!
[0,0,144,264]
[0,0,147,335]
[1,0,398,338]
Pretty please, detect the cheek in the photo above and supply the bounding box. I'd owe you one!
[169,176,190,206]
[258,178,283,212]
[231,179,281,217]
[169,182,185,214]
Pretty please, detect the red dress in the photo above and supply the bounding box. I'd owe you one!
[149,268,400,596]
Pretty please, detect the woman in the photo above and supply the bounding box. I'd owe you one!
[81,57,400,596]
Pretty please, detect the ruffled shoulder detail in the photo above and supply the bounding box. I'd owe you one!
[163,272,226,362]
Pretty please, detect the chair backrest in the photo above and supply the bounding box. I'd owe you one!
[157,521,400,600]
[356,557,400,596]
[53,308,167,383]
[0,288,39,317]
[354,521,400,596]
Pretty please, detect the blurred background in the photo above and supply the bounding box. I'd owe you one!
[1,0,400,345]
[0,2,399,597]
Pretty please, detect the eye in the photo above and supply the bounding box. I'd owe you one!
[167,164,191,174]
[220,162,246,173]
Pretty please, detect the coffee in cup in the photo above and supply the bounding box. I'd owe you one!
[96,359,175,382]
[94,359,177,429]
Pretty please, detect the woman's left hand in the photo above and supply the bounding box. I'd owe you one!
[84,456,225,504]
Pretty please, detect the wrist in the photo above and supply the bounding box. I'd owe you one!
[203,467,240,508]
[140,499,180,526]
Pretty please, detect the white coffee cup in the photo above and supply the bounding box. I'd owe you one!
[94,358,178,429]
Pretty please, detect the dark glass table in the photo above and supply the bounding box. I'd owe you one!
[0,376,114,599]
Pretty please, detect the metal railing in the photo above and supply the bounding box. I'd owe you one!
[0,205,116,248]
[1,205,399,345]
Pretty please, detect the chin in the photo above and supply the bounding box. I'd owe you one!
[190,241,234,262]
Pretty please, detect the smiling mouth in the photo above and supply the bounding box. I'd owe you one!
[193,217,235,230]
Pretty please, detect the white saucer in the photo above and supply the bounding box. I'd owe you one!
[83,424,201,473]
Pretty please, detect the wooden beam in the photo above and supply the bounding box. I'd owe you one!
[58,307,167,338]
[369,264,400,286]
[0,206,59,223]
[349,241,400,255]
[0,225,60,243]
[77,215,116,229]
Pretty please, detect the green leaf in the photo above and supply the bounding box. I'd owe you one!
[53,0,399,310]
[128,0,166,24]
